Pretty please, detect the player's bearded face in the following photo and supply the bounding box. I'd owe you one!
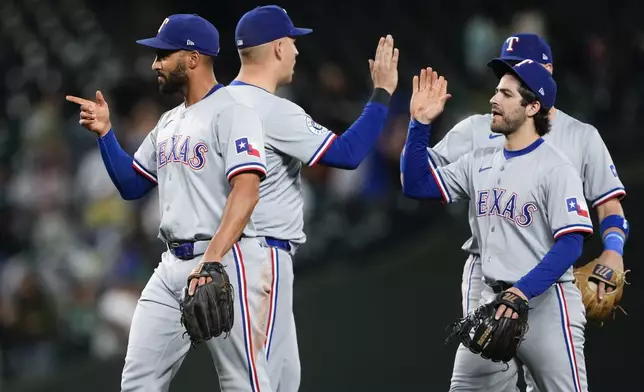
[490,77,527,135]
[157,59,188,94]
[490,105,527,135]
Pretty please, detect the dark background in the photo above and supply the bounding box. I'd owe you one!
[0,0,642,391]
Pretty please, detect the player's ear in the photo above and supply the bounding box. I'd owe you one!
[526,101,540,117]
[187,51,200,69]
[274,39,284,61]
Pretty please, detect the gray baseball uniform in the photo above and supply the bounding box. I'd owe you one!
[226,82,338,392]
[429,111,625,392]
[121,87,274,392]
[433,137,593,392]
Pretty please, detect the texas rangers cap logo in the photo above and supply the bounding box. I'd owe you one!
[235,137,260,157]
[158,17,170,33]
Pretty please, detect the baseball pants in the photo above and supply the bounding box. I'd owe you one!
[120,237,273,392]
[263,245,301,392]
[451,254,589,392]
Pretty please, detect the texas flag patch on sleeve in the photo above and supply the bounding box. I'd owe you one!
[566,197,589,218]
[235,137,260,157]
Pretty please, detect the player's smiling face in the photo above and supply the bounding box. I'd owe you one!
[489,74,527,135]
[152,49,189,94]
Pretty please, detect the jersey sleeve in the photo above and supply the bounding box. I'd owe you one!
[132,124,160,185]
[430,150,475,203]
[265,101,336,166]
[217,104,267,182]
[581,126,626,208]
[428,115,475,166]
[544,165,594,240]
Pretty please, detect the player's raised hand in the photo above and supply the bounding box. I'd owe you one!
[368,34,399,95]
[66,90,112,137]
[410,67,452,125]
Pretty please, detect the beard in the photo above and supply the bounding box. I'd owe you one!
[157,61,188,95]
[490,108,526,135]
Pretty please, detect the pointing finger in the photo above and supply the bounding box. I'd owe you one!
[597,281,606,300]
[66,95,92,106]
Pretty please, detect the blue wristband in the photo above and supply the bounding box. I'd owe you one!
[600,215,629,239]
[603,232,625,256]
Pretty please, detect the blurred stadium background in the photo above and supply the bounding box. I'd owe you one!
[0,0,642,391]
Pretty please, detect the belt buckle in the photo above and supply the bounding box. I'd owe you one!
[169,242,194,260]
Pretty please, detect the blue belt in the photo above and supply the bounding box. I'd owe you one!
[166,240,210,260]
[265,237,291,252]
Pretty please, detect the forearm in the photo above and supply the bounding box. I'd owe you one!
[98,129,156,200]
[596,198,629,254]
[596,199,626,236]
[202,174,260,262]
[514,233,584,300]
[317,88,390,169]
[401,120,442,199]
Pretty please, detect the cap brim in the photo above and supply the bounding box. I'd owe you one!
[487,58,520,81]
[492,55,528,64]
[289,27,313,37]
[135,37,179,51]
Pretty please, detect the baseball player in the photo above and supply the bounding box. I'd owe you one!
[404,33,629,391]
[67,14,274,392]
[402,60,593,391]
[224,5,398,391]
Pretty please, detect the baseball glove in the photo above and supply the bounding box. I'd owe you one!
[180,262,235,345]
[446,291,530,363]
[573,258,629,323]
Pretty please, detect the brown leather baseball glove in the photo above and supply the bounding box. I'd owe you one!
[573,258,629,324]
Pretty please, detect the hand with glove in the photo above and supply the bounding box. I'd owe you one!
[180,261,235,345]
[574,258,629,324]
[446,289,530,363]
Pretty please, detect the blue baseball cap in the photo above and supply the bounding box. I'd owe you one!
[235,5,312,49]
[493,33,553,65]
[489,59,557,110]
[136,14,220,56]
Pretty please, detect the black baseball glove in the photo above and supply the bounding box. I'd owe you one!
[180,261,235,345]
[445,291,530,363]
